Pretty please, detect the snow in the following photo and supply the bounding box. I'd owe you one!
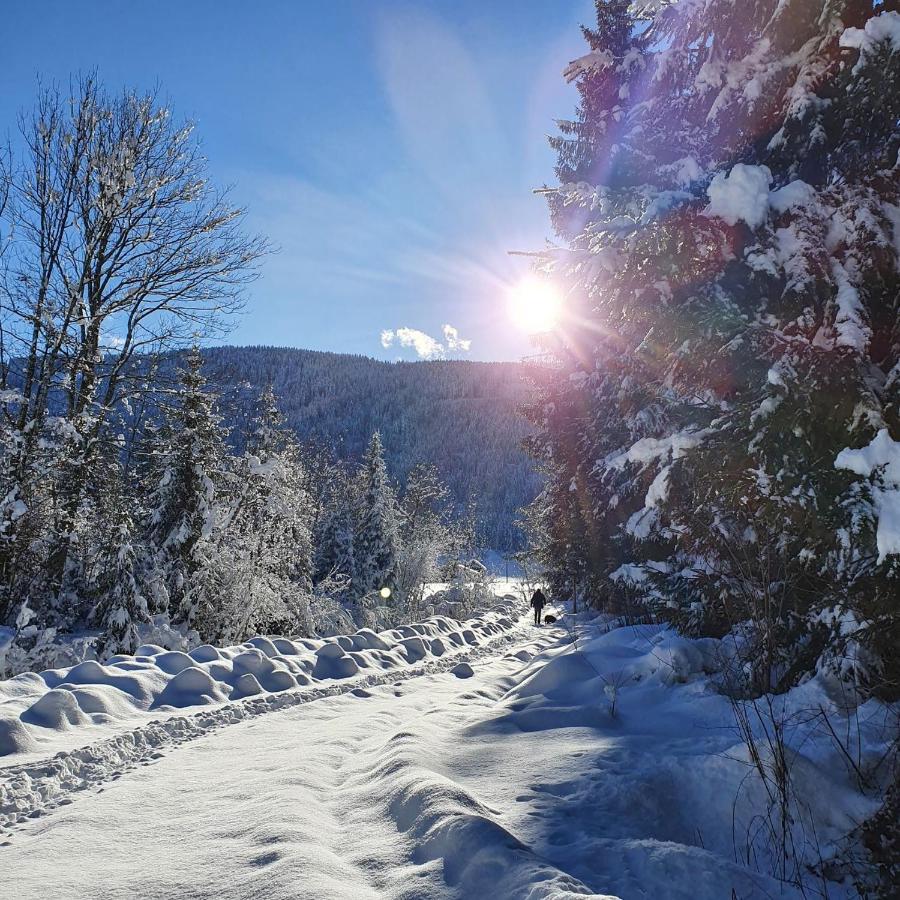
[609,563,648,584]
[623,464,671,542]
[2,612,887,899]
[769,179,816,214]
[644,464,671,507]
[835,428,900,560]
[840,11,900,70]
[606,429,705,471]
[604,432,705,541]
[830,259,871,350]
[563,48,614,83]
[667,155,702,187]
[0,602,520,763]
[704,164,772,228]
[449,661,474,678]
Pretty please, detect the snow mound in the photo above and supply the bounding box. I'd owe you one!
[506,626,718,711]
[230,673,263,700]
[311,643,359,680]
[152,667,229,709]
[0,601,520,759]
[187,644,222,663]
[0,718,36,755]
[154,651,196,675]
[21,689,91,730]
[68,685,144,719]
[511,652,597,700]
[450,662,474,679]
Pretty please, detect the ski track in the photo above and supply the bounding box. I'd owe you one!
[0,612,528,838]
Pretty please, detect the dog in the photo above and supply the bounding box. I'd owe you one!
[543,614,557,624]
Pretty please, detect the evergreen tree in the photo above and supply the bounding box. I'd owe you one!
[548,0,645,234]
[315,497,356,587]
[94,519,149,659]
[217,383,314,641]
[528,0,900,692]
[354,431,401,596]
[148,348,227,631]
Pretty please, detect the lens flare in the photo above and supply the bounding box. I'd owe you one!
[507,278,562,334]
[379,586,392,599]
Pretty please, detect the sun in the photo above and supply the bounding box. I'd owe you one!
[507,278,562,334]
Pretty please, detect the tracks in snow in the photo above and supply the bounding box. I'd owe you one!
[0,616,530,838]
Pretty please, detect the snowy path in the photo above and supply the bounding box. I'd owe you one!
[2,616,829,899]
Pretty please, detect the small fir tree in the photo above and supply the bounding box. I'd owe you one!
[354,432,401,596]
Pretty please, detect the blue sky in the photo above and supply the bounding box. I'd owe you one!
[3,1,593,361]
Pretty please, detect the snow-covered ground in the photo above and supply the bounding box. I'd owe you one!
[0,599,523,767]
[1,608,891,898]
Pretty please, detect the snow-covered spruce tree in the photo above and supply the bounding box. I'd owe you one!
[0,404,56,626]
[148,348,228,634]
[0,405,147,673]
[353,431,401,601]
[93,518,150,659]
[314,492,357,590]
[239,383,314,599]
[527,1,900,692]
[524,0,665,606]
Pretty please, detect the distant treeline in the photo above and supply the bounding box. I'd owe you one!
[199,345,542,551]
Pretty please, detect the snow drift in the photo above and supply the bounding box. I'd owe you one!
[0,602,519,761]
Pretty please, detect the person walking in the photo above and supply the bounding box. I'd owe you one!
[529,588,547,626]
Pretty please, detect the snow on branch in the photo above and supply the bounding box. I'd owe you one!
[835,429,900,562]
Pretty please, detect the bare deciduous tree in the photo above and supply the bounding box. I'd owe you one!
[0,74,269,615]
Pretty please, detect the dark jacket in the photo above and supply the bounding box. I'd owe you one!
[530,589,547,610]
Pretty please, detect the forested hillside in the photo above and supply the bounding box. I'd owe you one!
[202,346,540,550]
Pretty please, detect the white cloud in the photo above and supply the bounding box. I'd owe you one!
[442,323,471,352]
[395,327,445,359]
[380,323,472,359]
